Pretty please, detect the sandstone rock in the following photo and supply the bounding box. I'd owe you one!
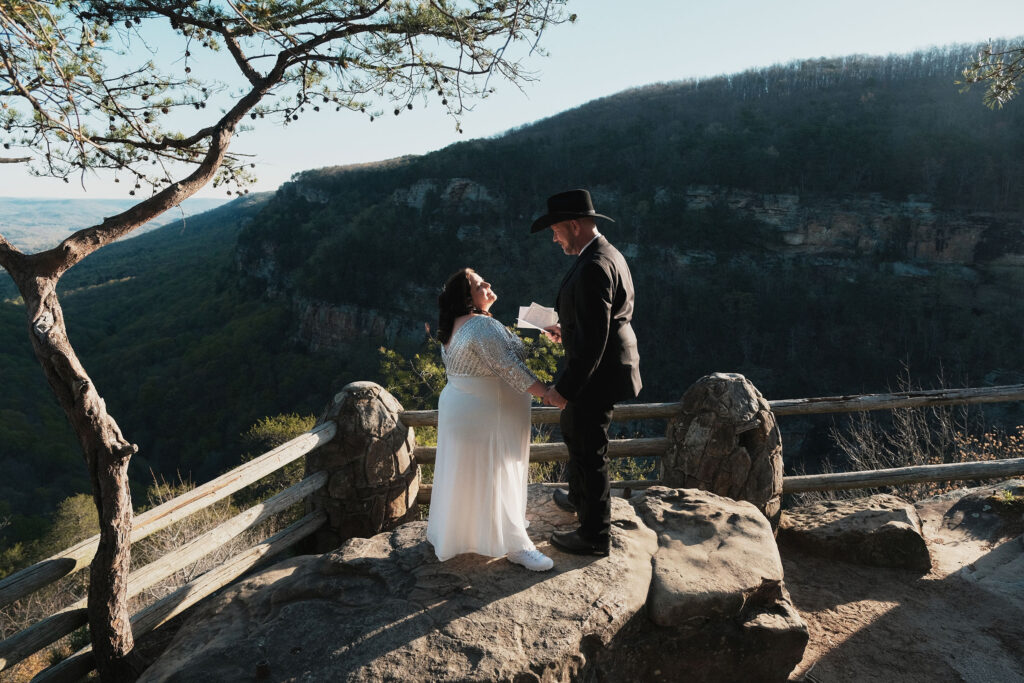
[935,479,1024,542]
[916,480,1024,613]
[634,487,787,626]
[663,373,784,529]
[601,487,808,683]
[778,493,931,572]
[294,297,423,351]
[957,533,1024,609]
[141,485,808,682]
[139,486,658,683]
[392,178,438,209]
[442,178,496,211]
[305,382,418,552]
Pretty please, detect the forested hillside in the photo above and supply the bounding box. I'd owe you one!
[237,45,1024,401]
[4,43,1024,564]
[0,195,366,554]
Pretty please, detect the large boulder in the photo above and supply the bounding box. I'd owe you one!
[778,494,931,572]
[305,381,418,552]
[140,485,807,682]
[602,487,807,682]
[663,373,784,529]
[140,486,658,683]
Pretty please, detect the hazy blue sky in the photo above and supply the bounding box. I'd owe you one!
[3,0,1024,199]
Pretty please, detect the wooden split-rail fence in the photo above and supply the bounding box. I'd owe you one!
[2,379,1023,681]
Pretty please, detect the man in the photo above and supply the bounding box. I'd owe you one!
[532,189,642,556]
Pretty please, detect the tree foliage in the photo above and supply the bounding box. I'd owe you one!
[235,412,316,505]
[378,327,562,411]
[241,412,316,452]
[960,43,1024,108]
[1,0,571,192]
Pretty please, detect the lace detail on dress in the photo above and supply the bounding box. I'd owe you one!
[442,316,538,394]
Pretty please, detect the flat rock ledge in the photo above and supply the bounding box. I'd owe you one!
[140,486,807,683]
[935,479,1024,542]
[778,493,931,572]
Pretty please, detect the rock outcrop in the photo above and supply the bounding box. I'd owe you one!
[294,297,425,350]
[663,373,784,530]
[306,382,419,552]
[778,493,931,572]
[682,186,1013,266]
[604,488,807,682]
[140,486,807,682]
[235,178,1024,359]
[938,479,1024,542]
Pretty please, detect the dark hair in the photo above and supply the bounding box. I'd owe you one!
[437,268,489,344]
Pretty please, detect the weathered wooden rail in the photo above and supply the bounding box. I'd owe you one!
[401,383,1024,425]
[0,423,335,679]
[0,422,335,612]
[769,384,1024,416]
[33,511,327,683]
[0,472,327,674]
[2,381,1023,681]
[413,383,1024,503]
[414,436,669,465]
[400,401,683,426]
[782,457,1024,493]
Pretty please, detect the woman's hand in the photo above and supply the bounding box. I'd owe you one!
[543,387,567,409]
[527,381,548,401]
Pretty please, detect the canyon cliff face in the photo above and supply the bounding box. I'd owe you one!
[238,176,1024,354]
[237,175,511,352]
[295,297,427,350]
[681,186,1020,267]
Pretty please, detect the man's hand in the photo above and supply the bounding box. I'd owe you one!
[544,387,568,409]
[543,324,562,344]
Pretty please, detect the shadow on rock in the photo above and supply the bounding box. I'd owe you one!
[783,484,1024,682]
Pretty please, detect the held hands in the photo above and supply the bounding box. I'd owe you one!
[539,324,564,407]
[543,324,562,344]
[543,386,567,409]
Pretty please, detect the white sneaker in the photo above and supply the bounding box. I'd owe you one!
[507,548,554,572]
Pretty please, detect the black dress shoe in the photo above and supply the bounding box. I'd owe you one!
[552,488,576,513]
[550,530,609,556]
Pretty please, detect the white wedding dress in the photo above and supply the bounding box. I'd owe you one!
[426,315,539,561]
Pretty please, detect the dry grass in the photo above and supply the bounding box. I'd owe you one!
[0,471,305,682]
[794,398,1024,507]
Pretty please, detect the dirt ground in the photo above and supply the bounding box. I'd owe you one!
[782,487,1024,683]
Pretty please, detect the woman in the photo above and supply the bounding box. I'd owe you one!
[426,268,554,571]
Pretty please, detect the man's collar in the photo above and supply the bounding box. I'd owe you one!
[576,232,601,257]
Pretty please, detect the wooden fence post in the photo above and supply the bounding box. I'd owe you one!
[663,373,784,530]
[305,381,419,552]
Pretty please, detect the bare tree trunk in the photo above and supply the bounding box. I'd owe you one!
[15,272,142,680]
[0,121,244,680]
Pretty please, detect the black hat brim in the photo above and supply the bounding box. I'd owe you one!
[529,211,615,233]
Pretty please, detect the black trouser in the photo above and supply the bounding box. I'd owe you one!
[560,397,614,543]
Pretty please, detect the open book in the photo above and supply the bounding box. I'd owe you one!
[516,302,558,331]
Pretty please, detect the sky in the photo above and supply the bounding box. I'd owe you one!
[3,0,1024,199]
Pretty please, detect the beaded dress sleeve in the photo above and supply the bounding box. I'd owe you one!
[442,316,538,394]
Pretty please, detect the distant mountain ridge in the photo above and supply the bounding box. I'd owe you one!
[0,196,230,252]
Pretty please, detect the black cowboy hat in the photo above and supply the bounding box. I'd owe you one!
[530,189,615,233]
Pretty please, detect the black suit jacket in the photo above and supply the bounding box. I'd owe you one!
[554,235,641,405]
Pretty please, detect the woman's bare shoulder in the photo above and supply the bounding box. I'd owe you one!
[445,314,481,348]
